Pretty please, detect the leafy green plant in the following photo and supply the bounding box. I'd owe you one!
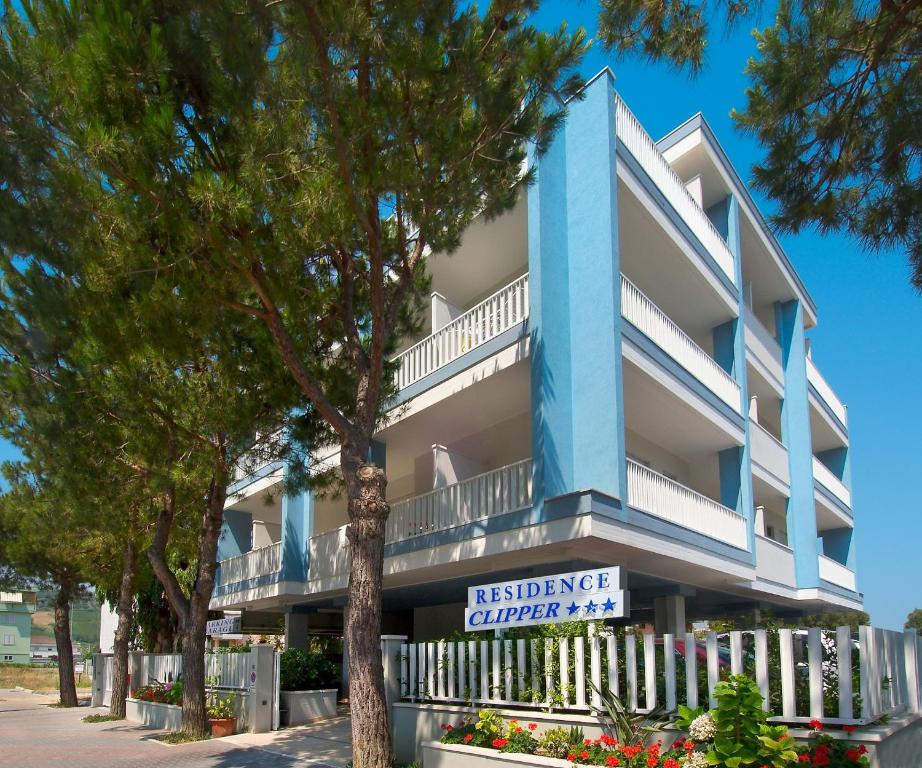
[704,675,798,768]
[207,692,236,720]
[536,726,579,759]
[589,680,668,745]
[278,649,338,691]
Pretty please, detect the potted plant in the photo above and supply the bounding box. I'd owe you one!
[207,691,237,737]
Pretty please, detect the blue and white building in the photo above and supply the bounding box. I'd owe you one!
[209,71,861,643]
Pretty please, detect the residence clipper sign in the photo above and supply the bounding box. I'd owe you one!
[464,566,628,631]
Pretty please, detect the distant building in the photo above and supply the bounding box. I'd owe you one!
[29,634,57,661]
[0,591,37,664]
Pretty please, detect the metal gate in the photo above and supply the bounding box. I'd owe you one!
[271,650,281,730]
[100,656,114,707]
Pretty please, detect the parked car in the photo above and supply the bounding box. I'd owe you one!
[655,637,731,668]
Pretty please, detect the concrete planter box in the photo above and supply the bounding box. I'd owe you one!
[125,697,182,731]
[279,689,337,726]
[422,741,575,768]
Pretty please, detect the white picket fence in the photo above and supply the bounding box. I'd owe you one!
[136,651,251,691]
[397,626,922,725]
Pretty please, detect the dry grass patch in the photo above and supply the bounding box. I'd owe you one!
[0,664,92,690]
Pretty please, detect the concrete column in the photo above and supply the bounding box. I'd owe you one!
[754,506,766,537]
[776,298,821,587]
[381,635,409,710]
[431,292,462,333]
[91,654,105,707]
[528,70,626,512]
[432,444,484,489]
[653,595,687,636]
[284,612,310,650]
[246,644,276,733]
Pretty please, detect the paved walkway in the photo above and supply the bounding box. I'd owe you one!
[0,689,352,768]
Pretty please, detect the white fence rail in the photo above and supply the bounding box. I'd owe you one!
[136,652,251,691]
[626,459,748,549]
[621,276,741,413]
[813,457,852,509]
[806,356,848,426]
[614,96,736,285]
[393,273,529,390]
[398,626,922,725]
[217,542,282,588]
[385,459,532,543]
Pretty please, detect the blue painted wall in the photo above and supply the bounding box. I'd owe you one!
[775,299,821,587]
[280,487,313,582]
[217,508,253,561]
[529,71,627,511]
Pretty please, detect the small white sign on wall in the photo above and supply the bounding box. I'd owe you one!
[206,615,242,636]
[464,566,628,632]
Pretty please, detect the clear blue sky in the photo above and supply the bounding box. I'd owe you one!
[534,1,921,629]
[1,4,917,630]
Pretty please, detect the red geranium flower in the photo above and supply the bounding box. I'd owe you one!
[798,755,811,763]
[647,743,660,755]
[858,745,868,755]
[585,738,593,745]
[492,738,508,748]
[843,725,857,732]
[846,749,860,761]
[463,734,473,743]
[673,739,684,748]
[683,740,696,751]
[664,760,679,768]
[514,726,522,733]
[567,753,577,762]
[527,722,538,731]
[646,758,658,767]
[809,719,824,730]
[580,750,590,759]
[606,757,620,767]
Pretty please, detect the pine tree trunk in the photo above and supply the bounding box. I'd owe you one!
[345,462,392,768]
[54,576,78,708]
[181,624,209,738]
[109,540,137,718]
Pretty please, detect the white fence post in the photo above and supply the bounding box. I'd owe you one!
[905,629,921,713]
[836,626,853,720]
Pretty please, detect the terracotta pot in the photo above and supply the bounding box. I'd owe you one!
[209,717,235,738]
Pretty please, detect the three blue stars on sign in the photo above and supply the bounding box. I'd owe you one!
[567,597,617,615]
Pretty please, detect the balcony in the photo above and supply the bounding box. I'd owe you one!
[621,276,741,414]
[626,459,748,549]
[215,542,281,590]
[614,96,736,287]
[743,308,784,391]
[750,421,790,488]
[818,554,857,591]
[806,356,848,427]
[385,459,532,542]
[392,274,528,391]
[813,456,852,509]
[755,535,796,588]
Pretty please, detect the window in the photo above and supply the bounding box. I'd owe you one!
[2,635,15,646]
[3,654,13,661]
[0,616,13,625]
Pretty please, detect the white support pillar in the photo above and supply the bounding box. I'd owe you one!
[754,505,766,537]
[654,595,687,636]
[285,613,310,650]
[91,654,105,708]
[381,635,409,710]
[431,444,485,489]
[246,644,276,733]
[431,292,462,333]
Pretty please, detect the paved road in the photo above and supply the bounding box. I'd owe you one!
[0,689,350,768]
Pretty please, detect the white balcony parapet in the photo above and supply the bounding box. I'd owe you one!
[813,456,852,509]
[750,421,790,487]
[393,274,529,391]
[755,535,795,588]
[621,276,741,413]
[308,525,350,582]
[818,554,857,591]
[806,356,848,427]
[216,542,281,588]
[614,96,737,286]
[385,458,532,543]
[626,459,748,550]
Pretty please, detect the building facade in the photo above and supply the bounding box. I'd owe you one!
[0,591,37,664]
[209,71,860,645]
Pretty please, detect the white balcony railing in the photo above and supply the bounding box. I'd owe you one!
[755,535,796,588]
[393,274,529,390]
[806,356,848,427]
[813,456,852,509]
[216,542,281,588]
[818,554,857,591]
[621,276,741,413]
[626,459,748,549]
[614,96,737,285]
[385,458,532,543]
[307,525,350,582]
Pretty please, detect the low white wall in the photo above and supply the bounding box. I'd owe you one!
[125,698,183,731]
[392,702,679,765]
[422,741,572,768]
[280,689,338,726]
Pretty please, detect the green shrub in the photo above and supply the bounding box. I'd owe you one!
[278,649,338,691]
